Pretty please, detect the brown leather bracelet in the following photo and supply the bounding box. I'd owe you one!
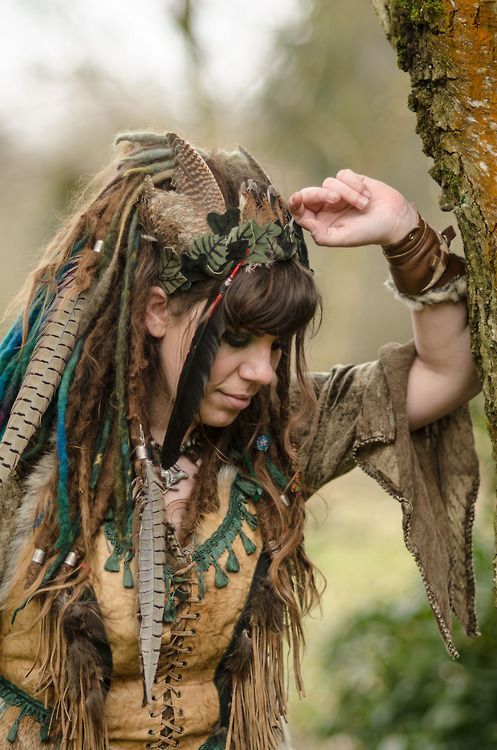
[382,213,465,295]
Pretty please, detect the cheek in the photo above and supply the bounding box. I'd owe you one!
[206,347,240,385]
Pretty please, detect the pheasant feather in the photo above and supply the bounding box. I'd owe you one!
[137,433,166,704]
[0,273,86,484]
[172,134,226,216]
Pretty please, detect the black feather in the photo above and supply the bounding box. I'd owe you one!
[161,295,226,469]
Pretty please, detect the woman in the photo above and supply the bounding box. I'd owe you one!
[0,132,480,749]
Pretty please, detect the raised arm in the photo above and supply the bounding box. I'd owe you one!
[288,169,480,431]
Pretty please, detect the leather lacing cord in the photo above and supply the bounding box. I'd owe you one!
[145,579,202,749]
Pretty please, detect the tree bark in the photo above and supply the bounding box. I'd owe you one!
[371,0,497,449]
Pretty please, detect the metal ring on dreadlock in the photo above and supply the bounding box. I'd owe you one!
[63,551,78,568]
[31,548,46,565]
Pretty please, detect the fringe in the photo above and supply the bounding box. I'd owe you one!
[226,624,287,750]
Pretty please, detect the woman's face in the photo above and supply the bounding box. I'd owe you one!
[145,287,282,429]
[197,328,282,427]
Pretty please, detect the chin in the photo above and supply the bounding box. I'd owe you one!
[199,409,239,428]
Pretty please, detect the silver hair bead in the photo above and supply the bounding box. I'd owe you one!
[31,548,46,565]
[64,551,78,567]
[136,444,148,461]
[93,239,104,253]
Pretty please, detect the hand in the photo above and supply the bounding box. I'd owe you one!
[288,169,419,247]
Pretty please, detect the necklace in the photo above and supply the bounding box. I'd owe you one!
[160,463,189,490]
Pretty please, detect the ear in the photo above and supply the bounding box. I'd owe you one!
[144,286,169,337]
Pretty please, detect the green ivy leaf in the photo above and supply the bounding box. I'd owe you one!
[207,207,240,235]
[158,247,188,294]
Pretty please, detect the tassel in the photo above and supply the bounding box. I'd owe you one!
[6,712,22,743]
[104,549,120,573]
[214,561,229,589]
[123,559,134,589]
[39,722,50,742]
[239,530,257,556]
[226,546,240,573]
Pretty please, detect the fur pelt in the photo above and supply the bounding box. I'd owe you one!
[0,450,55,607]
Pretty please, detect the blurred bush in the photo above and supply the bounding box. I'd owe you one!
[316,533,497,750]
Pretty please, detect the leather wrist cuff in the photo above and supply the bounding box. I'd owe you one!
[382,213,464,295]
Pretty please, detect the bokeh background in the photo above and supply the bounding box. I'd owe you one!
[1,1,495,747]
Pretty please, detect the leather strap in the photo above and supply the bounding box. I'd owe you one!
[382,214,465,295]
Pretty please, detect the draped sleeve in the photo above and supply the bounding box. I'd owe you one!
[298,340,480,657]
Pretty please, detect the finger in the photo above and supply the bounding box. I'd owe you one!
[291,186,342,212]
[335,169,372,199]
[288,192,304,218]
[321,177,369,210]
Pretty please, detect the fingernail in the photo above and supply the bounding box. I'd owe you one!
[358,196,369,208]
[363,189,372,199]
[329,191,339,201]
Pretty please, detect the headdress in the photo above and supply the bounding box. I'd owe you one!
[126,132,310,470]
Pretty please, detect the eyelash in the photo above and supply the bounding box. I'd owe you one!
[222,331,282,351]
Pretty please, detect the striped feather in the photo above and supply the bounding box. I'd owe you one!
[172,134,226,216]
[0,280,86,484]
[138,455,166,704]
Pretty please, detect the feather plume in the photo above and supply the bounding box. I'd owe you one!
[238,145,273,184]
[161,295,226,470]
[171,134,226,216]
[239,179,287,227]
[137,434,166,704]
[141,177,210,247]
[0,276,86,483]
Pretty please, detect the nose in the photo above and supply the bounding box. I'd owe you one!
[238,342,276,386]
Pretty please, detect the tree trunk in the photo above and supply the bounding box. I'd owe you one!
[371,0,497,449]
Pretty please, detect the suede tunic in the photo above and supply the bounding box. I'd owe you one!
[0,342,480,749]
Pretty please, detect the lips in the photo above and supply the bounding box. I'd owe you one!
[218,391,253,410]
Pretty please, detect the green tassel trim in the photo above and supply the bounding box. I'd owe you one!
[239,530,257,555]
[103,518,134,588]
[104,548,120,573]
[103,468,262,599]
[0,675,52,744]
[226,545,240,573]
[123,559,134,589]
[214,561,229,588]
[6,713,21,743]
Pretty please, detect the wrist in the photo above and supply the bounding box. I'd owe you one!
[384,202,419,245]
